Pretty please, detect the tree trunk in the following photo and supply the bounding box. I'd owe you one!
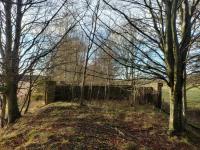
[80,66,87,106]
[80,48,90,106]
[182,69,187,127]
[1,95,7,127]
[6,80,20,123]
[131,67,136,106]
[24,91,31,114]
[24,70,33,114]
[169,72,184,135]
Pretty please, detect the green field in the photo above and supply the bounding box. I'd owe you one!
[144,82,200,109]
[162,86,200,109]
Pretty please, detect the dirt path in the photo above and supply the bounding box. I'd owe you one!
[0,102,198,150]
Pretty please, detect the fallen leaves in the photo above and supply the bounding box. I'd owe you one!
[0,102,197,150]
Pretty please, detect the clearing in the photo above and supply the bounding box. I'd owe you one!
[0,101,199,150]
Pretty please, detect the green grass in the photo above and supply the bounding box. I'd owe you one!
[145,82,200,109]
[158,84,200,128]
[162,85,200,109]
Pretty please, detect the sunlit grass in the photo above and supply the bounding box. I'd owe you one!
[0,101,197,149]
[162,85,200,109]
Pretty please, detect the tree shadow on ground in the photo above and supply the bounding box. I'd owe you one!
[0,102,198,150]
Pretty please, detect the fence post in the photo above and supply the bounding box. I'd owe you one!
[45,81,56,104]
[156,82,163,109]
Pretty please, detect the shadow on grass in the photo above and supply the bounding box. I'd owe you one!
[0,101,198,150]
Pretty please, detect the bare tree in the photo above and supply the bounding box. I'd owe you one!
[78,0,101,106]
[0,0,78,123]
[101,0,200,135]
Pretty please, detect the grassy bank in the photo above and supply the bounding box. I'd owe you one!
[0,101,198,150]
[162,85,200,109]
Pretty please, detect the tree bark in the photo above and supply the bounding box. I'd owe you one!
[6,80,20,123]
[1,95,6,127]
[182,69,187,127]
[4,0,21,124]
[169,65,184,135]
[80,55,88,106]
[24,70,33,114]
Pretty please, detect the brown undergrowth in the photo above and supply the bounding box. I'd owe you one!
[0,101,198,150]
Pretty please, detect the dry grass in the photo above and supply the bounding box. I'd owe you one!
[0,101,198,150]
